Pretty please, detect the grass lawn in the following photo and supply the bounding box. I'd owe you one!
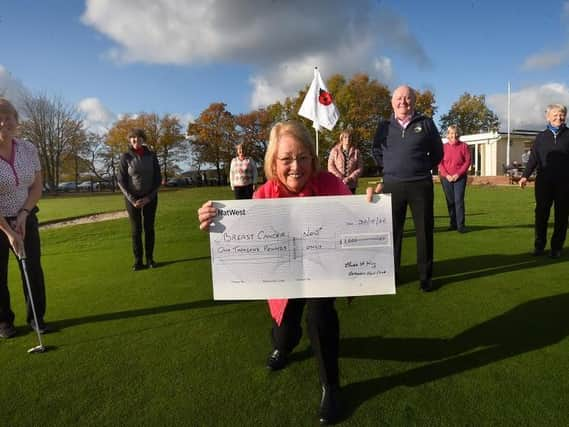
[1,183,568,426]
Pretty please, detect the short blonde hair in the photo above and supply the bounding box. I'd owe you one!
[446,124,460,137]
[546,104,567,115]
[0,98,19,123]
[264,121,319,180]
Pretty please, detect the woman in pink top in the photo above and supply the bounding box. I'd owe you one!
[438,125,472,233]
[198,121,351,424]
[327,129,363,194]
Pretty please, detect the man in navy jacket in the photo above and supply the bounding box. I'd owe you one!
[371,85,444,291]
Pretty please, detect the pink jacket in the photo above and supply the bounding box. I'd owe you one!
[439,140,471,178]
[327,144,363,189]
[253,171,352,325]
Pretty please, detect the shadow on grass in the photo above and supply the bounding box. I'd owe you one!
[51,299,239,330]
[432,223,534,234]
[157,256,211,267]
[339,292,569,417]
[398,251,563,289]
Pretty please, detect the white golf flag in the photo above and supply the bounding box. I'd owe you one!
[298,68,339,131]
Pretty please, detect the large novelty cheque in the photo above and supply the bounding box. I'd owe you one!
[208,194,395,300]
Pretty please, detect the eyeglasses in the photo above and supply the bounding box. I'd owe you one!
[277,154,312,165]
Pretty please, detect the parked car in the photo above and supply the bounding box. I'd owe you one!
[57,182,78,192]
[166,178,189,187]
[77,181,94,191]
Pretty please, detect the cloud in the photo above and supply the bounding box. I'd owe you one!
[522,3,569,71]
[82,0,431,107]
[249,44,375,108]
[78,97,116,134]
[0,65,30,109]
[487,83,569,131]
[374,56,394,84]
[521,49,569,71]
[172,112,195,133]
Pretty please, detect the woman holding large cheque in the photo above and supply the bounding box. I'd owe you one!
[198,121,351,425]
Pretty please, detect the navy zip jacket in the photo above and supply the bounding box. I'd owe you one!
[522,126,569,181]
[372,113,443,182]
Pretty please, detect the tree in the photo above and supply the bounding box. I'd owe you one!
[81,131,118,188]
[155,114,186,182]
[235,108,272,174]
[415,89,437,118]
[18,94,85,190]
[61,127,89,185]
[331,73,392,173]
[439,93,499,135]
[187,103,236,184]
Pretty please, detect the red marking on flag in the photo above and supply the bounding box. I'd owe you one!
[318,89,333,106]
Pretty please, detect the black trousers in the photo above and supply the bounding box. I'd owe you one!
[233,185,254,200]
[383,178,434,281]
[0,212,46,325]
[271,298,339,386]
[125,196,158,263]
[534,176,569,251]
[441,175,467,229]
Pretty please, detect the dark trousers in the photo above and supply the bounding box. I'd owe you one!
[271,298,339,386]
[125,196,158,263]
[0,212,46,325]
[234,185,254,200]
[534,177,569,251]
[383,178,434,281]
[441,176,467,229]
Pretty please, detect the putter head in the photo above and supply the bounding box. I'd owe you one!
[28,345,47,354]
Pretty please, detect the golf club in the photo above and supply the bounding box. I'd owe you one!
[18,249,47,354]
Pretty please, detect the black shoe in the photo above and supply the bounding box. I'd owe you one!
[266,349,287,371]
[29,320,50,334]
[532,248,545,256]
[550,249,562,259]
[147,259,157,268]
[133,263,145,271]
[457,227,467,233]
[319,385,340,425]
[0,322,16,338]
[420,279,434,292]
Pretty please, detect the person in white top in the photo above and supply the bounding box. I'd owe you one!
[0,98,49,338]
[229,143,257,199]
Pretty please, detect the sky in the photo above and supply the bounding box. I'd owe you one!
[2,0,569,135]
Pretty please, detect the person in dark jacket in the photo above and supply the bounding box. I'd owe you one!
[369,85,444,292]
[118,128,162,270]
[519,104,569,259]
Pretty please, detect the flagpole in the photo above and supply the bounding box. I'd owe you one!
[314,67,319,156]
[506,81,511,168]
[315,129,319,156]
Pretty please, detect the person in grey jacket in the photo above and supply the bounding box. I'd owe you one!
[118,128,162,270]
